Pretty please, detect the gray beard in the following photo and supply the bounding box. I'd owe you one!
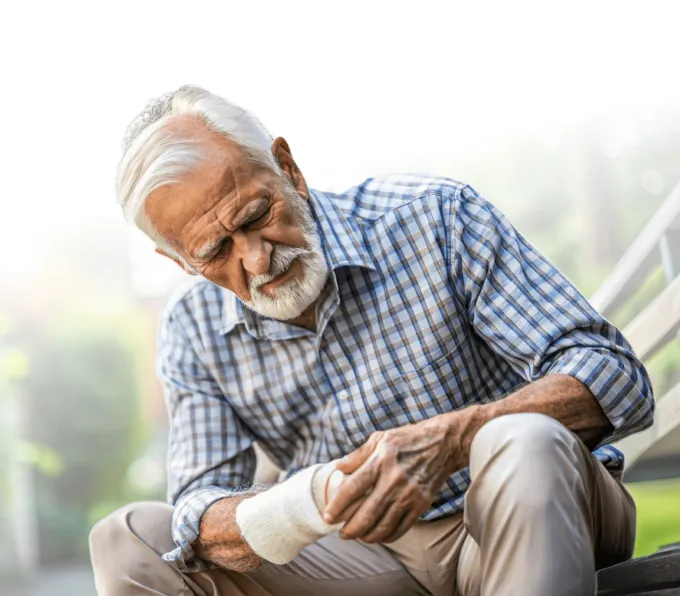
[243,185,328,321]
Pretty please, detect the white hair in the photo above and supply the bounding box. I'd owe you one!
[116,85,280,258]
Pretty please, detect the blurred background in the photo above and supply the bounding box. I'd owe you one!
[2,1,680,594]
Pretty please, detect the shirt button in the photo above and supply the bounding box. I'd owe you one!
[338,390,349,400]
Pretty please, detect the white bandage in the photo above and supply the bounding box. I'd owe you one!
[235,464,344,565]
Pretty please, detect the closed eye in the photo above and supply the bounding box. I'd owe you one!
[198,237,232,260]
[196,239,222,259]
[245,207,270,228]
[212,237,232,258]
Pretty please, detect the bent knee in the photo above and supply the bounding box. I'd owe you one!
[90,502,180,594]
[90,501,174,562]
[476,412,568,445]
[470,413,574,472]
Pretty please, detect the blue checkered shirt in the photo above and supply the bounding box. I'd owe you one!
[158,174,654,571]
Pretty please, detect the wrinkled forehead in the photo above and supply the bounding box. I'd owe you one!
[144,123,277,241]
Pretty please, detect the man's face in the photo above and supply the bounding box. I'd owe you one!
[145,123,328,320]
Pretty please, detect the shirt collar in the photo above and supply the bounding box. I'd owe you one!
[308,189,375,273]
[219,188,374,336]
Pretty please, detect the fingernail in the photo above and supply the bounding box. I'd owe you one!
[323,513,333,523]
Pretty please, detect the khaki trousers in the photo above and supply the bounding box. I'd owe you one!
[90,413,636,596]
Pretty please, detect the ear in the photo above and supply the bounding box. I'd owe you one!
[155,248,197,275]
[272,136,309,200]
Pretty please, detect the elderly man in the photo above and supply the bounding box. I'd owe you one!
[90,85,653,596]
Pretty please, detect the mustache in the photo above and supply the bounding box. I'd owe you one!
[247,181,320,293]
[249,245,314,289]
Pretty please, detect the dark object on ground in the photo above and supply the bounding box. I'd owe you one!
[597,542,680,595]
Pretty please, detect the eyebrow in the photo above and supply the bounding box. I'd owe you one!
[195,238,224,259]
[192,195,269,260]
[231,197,269,229]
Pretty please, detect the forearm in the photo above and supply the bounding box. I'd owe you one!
[450,374,612,466]
[193,464,343,570]
[325,374,614,542]
[194,491,266,572]
[490,374,611,442]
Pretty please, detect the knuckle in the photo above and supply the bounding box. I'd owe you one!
[355,513,372,529]
[405,481,423,498]
[371,431,386,447]
[341,527,359,540]
[347,475,365,493]
[369,523,390,543]
[391,466,408,483]
[383,472,406,494]
[363,533,381,544]
[342,517,362,534]
[374,442,397,466]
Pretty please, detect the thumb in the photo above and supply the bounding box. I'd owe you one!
[335,432,382,474]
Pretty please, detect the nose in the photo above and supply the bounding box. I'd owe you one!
[233,230,273,276]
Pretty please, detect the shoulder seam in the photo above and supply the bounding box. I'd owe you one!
[355,185,464,226]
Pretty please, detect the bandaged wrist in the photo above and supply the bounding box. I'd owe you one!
[235,464,343,565]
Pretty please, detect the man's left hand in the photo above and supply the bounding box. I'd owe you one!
[324,407,481,544]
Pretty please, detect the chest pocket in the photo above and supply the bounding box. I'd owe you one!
[332,337,466,448]
[401,342,470,412]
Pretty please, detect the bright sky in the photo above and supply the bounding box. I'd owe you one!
[3,0,679,292]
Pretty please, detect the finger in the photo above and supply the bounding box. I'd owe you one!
[323,467,363,521]
[339,467,407,539]
[359,482,422,544]
[360,502,410,544]
[331,488,372,525]
[335,432,383,475]
[382,506,424,543]
[339,483,393,540]
[337,498,363,525]
[323,461,378,523]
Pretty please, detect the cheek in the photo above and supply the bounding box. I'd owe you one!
[198,256,227,284]
[202,257,250,297]
[262,202,308,246]
[263,221,308,248]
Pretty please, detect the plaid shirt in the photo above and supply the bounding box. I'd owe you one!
[158,174,654,571]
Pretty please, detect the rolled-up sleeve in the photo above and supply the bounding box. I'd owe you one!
[157,298,256,572]
[448,185,654,444]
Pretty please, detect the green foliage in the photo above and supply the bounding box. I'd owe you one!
[15,440,65,477]
[24,315,147,564]
[629,479,680,556]
[0,348,29,382]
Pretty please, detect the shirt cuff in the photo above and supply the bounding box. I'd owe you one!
[162,486,239,573]
[592,444,625,480]
[545,347,654,445]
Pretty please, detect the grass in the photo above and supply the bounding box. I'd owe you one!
[628,478,680,556]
